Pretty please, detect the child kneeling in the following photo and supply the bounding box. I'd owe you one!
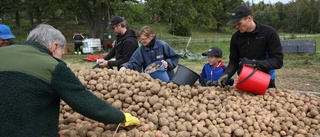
[199,47,234,86]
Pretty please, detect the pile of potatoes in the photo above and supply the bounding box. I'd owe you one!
[59,68,320,137]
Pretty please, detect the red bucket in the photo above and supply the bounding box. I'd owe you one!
[235,65,271,95]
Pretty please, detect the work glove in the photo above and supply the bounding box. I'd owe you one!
[239,57,256,67]
[218,74,228,87]
[205,80,218,87]
[121,113,141,127]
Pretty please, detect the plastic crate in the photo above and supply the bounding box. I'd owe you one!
[83,38,101,48]
[82,38,102,54]
[83,47,94,54]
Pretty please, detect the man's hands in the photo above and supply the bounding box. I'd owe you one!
[121,113,141,127]
[239,57,256,67]
[218,74,228,87]
[205,80,218,86]
[96,59,108,68]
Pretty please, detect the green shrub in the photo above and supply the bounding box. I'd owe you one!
[168,22,191,37]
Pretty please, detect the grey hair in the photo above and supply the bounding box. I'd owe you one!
[26,24,66,48]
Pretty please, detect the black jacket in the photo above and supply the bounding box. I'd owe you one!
[104,28,138,69]
[224,21,283,80]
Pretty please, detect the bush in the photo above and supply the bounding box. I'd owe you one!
[315,22,320,33]
[168,22,191,37]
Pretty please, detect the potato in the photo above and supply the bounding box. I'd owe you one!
[308,109,319,117]
[176,131,190,137]
[134,95,146,103]
[148,95,158,106]
[150,83,161,94]
[199,112,208,120]
[111,100,122,109]
[140,83,148,92]
[77,126,88,137]
[152,103,163,111]
[159,117,169,126]
[86,131,97,137]
[140,124,150,132]
[160,126,170,135]
[125,76,134,83]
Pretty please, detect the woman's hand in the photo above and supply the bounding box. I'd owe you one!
[161,60,168,69]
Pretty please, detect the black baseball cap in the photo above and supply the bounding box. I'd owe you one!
[107,16,124,29]
[227,5,252,26]
[202,47,222,57]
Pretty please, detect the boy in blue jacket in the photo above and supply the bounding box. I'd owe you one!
[199,47,234,86]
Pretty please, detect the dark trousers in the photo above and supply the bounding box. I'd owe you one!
[268,79,276,88]
[74,43,82,53]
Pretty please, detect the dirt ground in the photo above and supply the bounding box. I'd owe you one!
[276,65,320,92]
[64,55,320,93]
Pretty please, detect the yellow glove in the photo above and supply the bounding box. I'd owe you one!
[121,113,141,127]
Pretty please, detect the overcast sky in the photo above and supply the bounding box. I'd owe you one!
[253,0,292,4]
[139,0,292,5]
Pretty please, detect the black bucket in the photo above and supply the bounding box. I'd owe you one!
[172,64,200,86]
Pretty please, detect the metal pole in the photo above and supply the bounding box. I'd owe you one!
[251,0,254,15]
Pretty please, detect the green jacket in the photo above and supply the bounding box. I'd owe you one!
[0,41,125,137]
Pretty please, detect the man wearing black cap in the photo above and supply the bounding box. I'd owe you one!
[199,47,234,87]
[218,5,283,88]
[97,16,138,70]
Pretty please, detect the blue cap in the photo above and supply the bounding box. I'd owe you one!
[0,24,15,39]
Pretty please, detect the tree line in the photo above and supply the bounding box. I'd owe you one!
[1,0,320,38]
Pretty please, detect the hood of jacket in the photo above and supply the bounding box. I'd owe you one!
[216,60,225,68]
[117,28,137,42]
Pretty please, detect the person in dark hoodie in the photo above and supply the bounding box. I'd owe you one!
[97,16,139,70]
[218,5,283,88]
[119,25,179,80]
[199,47,234,86]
